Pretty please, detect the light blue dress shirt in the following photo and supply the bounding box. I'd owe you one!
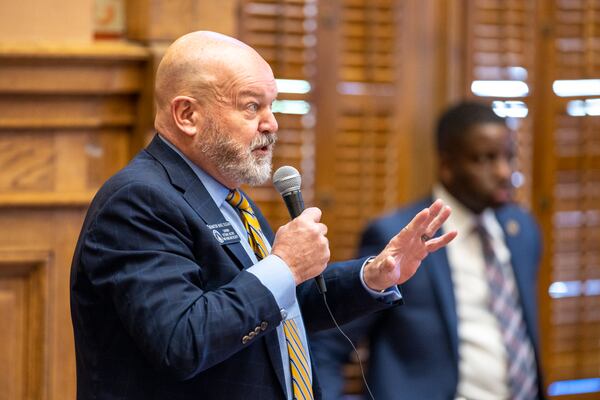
[159,135,400,399]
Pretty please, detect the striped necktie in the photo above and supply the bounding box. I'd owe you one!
[475,221,538,400]
[226,189,314,400]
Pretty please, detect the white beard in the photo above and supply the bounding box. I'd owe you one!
[199,118,277,186]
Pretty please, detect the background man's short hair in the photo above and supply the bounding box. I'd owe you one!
[436,101,505,153]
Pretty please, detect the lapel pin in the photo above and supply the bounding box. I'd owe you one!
[505,219,520,236]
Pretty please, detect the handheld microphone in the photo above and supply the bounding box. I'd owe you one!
[273,166,327,294]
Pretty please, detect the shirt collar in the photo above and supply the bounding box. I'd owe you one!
[158,134,230,208]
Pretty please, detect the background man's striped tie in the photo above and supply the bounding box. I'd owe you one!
[475,221,538,400]
[226,189,314,400]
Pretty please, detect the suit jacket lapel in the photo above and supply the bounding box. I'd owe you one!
[184,185,255,270]
[145,135,254,270]
[425,246,459,363]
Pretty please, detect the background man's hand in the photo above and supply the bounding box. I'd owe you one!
[271,207,330,285]
[363,199,457,291]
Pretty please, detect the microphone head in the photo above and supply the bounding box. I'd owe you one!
[273,166,301,196]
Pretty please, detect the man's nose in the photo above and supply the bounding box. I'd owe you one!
[259,108,278,134]
[495,156,512,181]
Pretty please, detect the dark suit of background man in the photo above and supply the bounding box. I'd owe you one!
[311,101,545,400]
[69,31,456,400]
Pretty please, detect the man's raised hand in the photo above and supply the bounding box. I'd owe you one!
[363,199,457,291]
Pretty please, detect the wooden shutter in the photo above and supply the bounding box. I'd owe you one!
[463,0,537,206]
[534,0,600,397]
[315,0,408,262]
[462,0,600,397]
[238,0,317,231]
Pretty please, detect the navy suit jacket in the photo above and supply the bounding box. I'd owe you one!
[311,197,545,400]
[70,135,393,400]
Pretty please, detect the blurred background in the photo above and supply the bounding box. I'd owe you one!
[0,0,598,399]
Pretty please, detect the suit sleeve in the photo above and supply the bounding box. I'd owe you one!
[298,257,395,333]
[78,182,283,380]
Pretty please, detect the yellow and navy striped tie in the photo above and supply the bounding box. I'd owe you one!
[226,189,314,400]
[226,189,269,260]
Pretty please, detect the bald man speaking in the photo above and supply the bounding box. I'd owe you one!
[70,31,456,400]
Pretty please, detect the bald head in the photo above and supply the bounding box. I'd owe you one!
[151,31,279,189]
[154,31,274,133]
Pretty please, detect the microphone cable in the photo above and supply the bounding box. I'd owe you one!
[273,166,375,399]
[320,291,376,400]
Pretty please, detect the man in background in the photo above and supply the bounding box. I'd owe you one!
[69,31,456,400]
[311,101,545,400]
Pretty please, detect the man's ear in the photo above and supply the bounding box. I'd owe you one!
[171,96,201,137]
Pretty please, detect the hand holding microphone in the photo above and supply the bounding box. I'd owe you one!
[271,166,329,293]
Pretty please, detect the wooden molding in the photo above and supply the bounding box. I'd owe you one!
[0,192,96,208]
[0,41,148,61]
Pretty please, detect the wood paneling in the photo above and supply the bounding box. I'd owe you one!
[127,0,237,40]
[0,0,93,42]
[0,251,49,400]
[0,43,147,206]
[0,43,148,400]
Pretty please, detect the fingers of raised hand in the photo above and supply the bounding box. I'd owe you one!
[399,201,442,240]
[415,199,450,239]
[423,203,452,239]
[403,207,431,238]
[427,198,445,219]
[420,198,445,228]
[394,200,452,252]
[424,230,458,252]
[395,199,452,248]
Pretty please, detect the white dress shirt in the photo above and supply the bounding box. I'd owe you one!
[433,184,515,400]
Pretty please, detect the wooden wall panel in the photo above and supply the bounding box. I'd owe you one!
[0,0,93,42]
[0,43,148,400]
[0,134,55,192]
[0,251,49,400]
[127,0,237,40]
[0,1,241,399]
